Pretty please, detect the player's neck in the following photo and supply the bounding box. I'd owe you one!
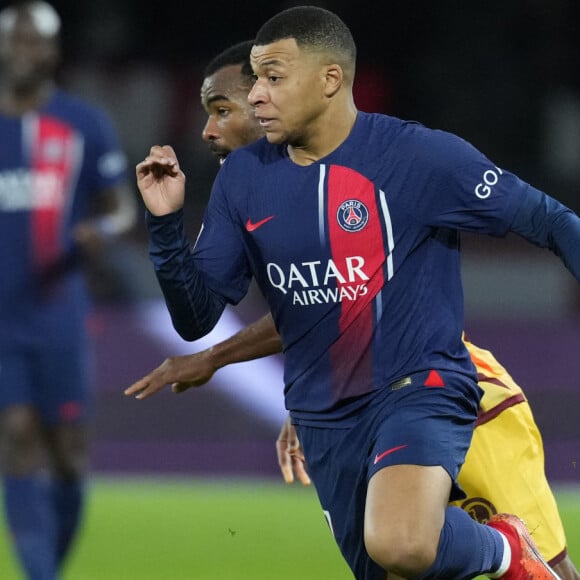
[0,81,55,116]
[287,104,358,166]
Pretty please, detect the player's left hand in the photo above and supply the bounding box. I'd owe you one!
[124,350,218,400]
[276,415,311,485]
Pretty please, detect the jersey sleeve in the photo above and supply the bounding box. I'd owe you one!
[404,126,580,281]
[147,208,228,341]
[191,168,253,304]
[408,131,580,280]
[509,184,580,280]
[82,105,129,193]
[403,127,528,236]
[146,162,254,342]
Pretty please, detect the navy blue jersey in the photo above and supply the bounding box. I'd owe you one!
[0,89,128,347]
[150,111,580,423]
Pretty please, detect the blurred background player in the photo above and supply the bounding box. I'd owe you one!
[126,39,579,580]
[0,2,136,579]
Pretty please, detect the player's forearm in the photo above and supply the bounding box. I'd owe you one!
[146,209,226,340]
[511,186,580,280]
[207,313,283,371]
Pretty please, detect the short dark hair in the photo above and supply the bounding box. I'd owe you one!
[255,5,356,67]
[203,39,255,80]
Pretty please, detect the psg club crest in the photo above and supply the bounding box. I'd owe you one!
[337,199,369,232]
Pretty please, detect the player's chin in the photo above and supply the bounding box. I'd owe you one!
[264,130,285,145]
[215,151,232,165]
[209,146,230,165]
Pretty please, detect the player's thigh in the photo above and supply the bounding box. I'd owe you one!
[0,349,35,412]
[362,377,478,566]
[296,423,386,580]
[365,464,451,551]
[36,340,94,426]
[453,402,567,563]
[363,402,469,554]
[0,351,46,470]
[295,376,477,578]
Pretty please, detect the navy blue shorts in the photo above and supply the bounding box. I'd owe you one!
[295,370,482,580]
[0,337,94,425]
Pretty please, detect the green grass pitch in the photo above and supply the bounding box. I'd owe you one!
[0,478,578,579]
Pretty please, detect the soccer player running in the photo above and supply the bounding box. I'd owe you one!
[0,2,136,579]
[126,39,580,580]
[134,6,580,579]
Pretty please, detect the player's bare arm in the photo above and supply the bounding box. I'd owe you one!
[125,313,282,400]
[73,183,137,254]
[276,415,311,486]
[136,145,186,216]
[124,351,219,400]
[209,313,282,366]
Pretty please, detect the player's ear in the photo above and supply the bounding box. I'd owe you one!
[323,64,343,98]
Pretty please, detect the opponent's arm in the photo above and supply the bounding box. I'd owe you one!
[124,313,282,399]
[207,312,282,368]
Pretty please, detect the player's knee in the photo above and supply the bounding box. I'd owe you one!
[50,425,90,479]
[365,529,437,576]
[52,449,88,480]
[0,408,44,473]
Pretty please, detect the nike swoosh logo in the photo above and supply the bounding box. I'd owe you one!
[373,444,408,465]
[246,215,275,232]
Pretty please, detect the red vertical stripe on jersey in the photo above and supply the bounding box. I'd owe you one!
[30,116,75,271]
[326,165,387,397]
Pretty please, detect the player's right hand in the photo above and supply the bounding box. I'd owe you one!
[136,145,186,216]
[124,350,218,400]
[276,415,311,486]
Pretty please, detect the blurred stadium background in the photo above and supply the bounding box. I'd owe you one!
[2,0,580,577]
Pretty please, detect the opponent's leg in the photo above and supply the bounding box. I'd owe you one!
[453,402,578,579]
[553,557,580,580]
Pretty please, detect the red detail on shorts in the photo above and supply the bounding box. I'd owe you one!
[373,444,408,465]
[86,312,105,337]
[424,370,445,387]
[59,401,82,421]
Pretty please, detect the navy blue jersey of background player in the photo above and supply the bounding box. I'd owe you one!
[149,111,580,425]
[0,89,128,349]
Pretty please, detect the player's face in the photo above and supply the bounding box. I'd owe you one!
[0,10,59,91]
[249,38,329,148]
[200,64,264,164]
